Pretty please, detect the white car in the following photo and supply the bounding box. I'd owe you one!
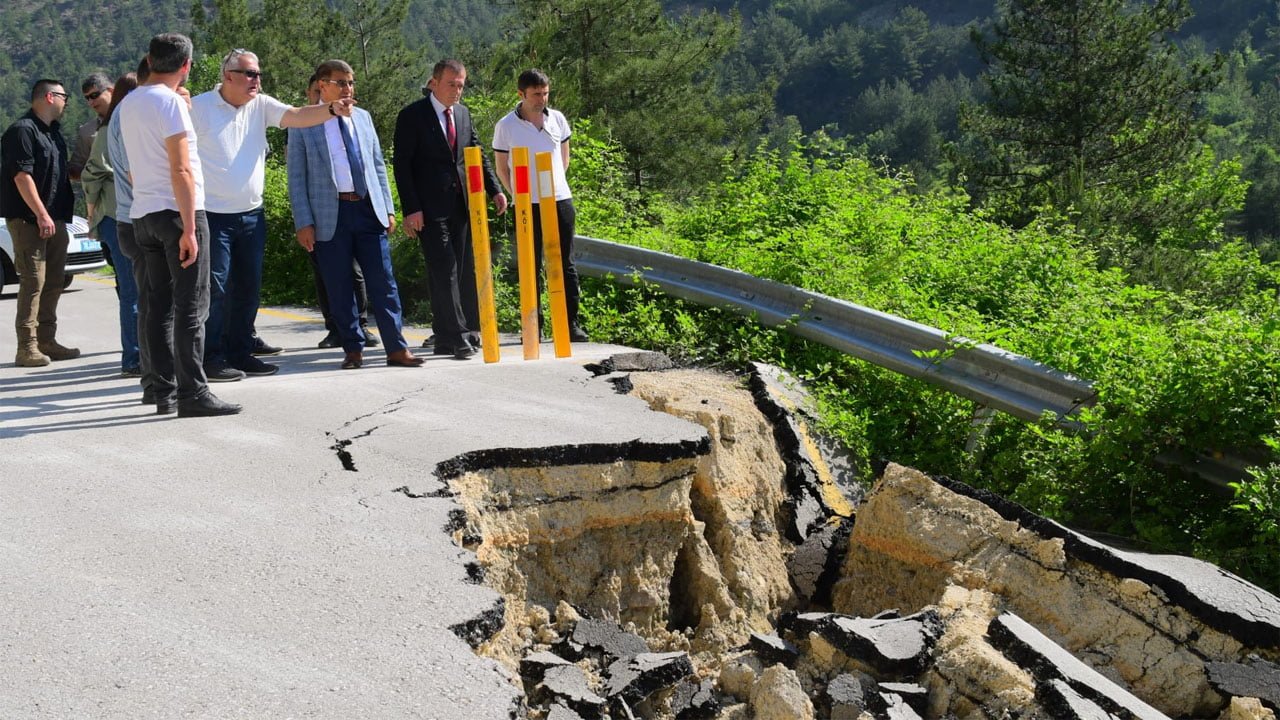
[0,215,107,290]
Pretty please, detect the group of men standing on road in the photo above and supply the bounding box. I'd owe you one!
[2,31,588,418]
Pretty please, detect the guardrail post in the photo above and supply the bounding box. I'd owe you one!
[465,146,500,363]
[511,147,539,360]
[965,405,997,457]
[535,151,571,358]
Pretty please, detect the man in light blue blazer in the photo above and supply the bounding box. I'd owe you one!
[287,59,422,369]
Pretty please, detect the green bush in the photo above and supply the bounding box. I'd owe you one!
[572,135,1280,592]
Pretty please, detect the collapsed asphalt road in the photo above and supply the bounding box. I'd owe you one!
[0,276,703,719]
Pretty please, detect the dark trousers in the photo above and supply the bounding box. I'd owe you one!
[532,198,581,329]
[134,209,211,402]
[205,208,266,366]
[418,196,476,349]
[313,198,407,354]
[116,222,154,394]
[307,251,369,335]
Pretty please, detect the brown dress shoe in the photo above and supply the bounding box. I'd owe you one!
[341,351,363,370]
[386,349,424,367]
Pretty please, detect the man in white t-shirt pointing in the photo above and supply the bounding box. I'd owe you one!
[119,33,239,418]
[191,48,355,382]
[492,69,588,342]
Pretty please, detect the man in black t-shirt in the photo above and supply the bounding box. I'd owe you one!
[1,79,78,367]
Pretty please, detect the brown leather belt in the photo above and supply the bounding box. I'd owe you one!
[337,192,364,202]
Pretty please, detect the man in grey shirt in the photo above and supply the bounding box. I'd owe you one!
[68,73,113,181]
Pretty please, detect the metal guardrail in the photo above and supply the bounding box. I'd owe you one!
[573,236,1097,425]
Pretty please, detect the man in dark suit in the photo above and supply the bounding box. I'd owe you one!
[393,59,507,360]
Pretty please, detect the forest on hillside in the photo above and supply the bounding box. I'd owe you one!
[3,0,1280,590]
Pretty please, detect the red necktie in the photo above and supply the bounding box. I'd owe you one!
[444,107,456,152]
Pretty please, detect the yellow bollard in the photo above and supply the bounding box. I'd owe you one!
[511,148,539,360]
[465,146,500,363]
[535,151,572,358]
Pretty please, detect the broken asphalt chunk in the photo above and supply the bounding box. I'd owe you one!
[669,678,719,719]
[1041,679,1123,720]
[539,664,607,718]
[815,609,942,676]
[987,612,1169,720]
[570,618,650,663]
[447,595,505,649]
[585,351,674,376]
[1205,656,1280,710]
[748,632,800,667]
[786,518,852,606]
[519,650,572,684]
[877,682,927,713]
[547,701,588,720]
[605,651,695,706]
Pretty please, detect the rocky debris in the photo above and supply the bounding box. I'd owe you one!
[833,462,1280,715]
[606,651,695,707]
[747,362,862,542]
[430,367,1280,720]
[810,609,942,676]
[539,664,608,718]
[747,633,799,667]
[826,672,873,718]
[585,351,675,376]
[988,611,1169,720]
[1206,657,1280,710]
[749,664,815,720]
[1218,697,1278,720]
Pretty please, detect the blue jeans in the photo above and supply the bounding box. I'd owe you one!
[314,198,408,354]
[205,208,266,366]
[98,216,140,370]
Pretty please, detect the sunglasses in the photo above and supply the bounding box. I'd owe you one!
[48,91,68,100]
[84,90,105,101]
[228,69,263,80]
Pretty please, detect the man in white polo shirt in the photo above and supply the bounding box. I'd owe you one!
[492,68,588,342]
[119,33,239,418]
[190,48,354,381]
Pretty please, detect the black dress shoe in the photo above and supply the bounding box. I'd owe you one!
[420,335,435,349]
[177,392,242,418]
[569,324,591,342]
[251,335,284,356]
[318,331,341,349]
[362,328,380,347]
[154,394,177,415]
[453,342,476,360]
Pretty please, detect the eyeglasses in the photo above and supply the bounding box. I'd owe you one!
[321,79,356,90]
[84,90,105,101]
[47,91,68,100]
[228,69,263,81]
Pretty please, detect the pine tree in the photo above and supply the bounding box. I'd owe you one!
[961,0,1229,238]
